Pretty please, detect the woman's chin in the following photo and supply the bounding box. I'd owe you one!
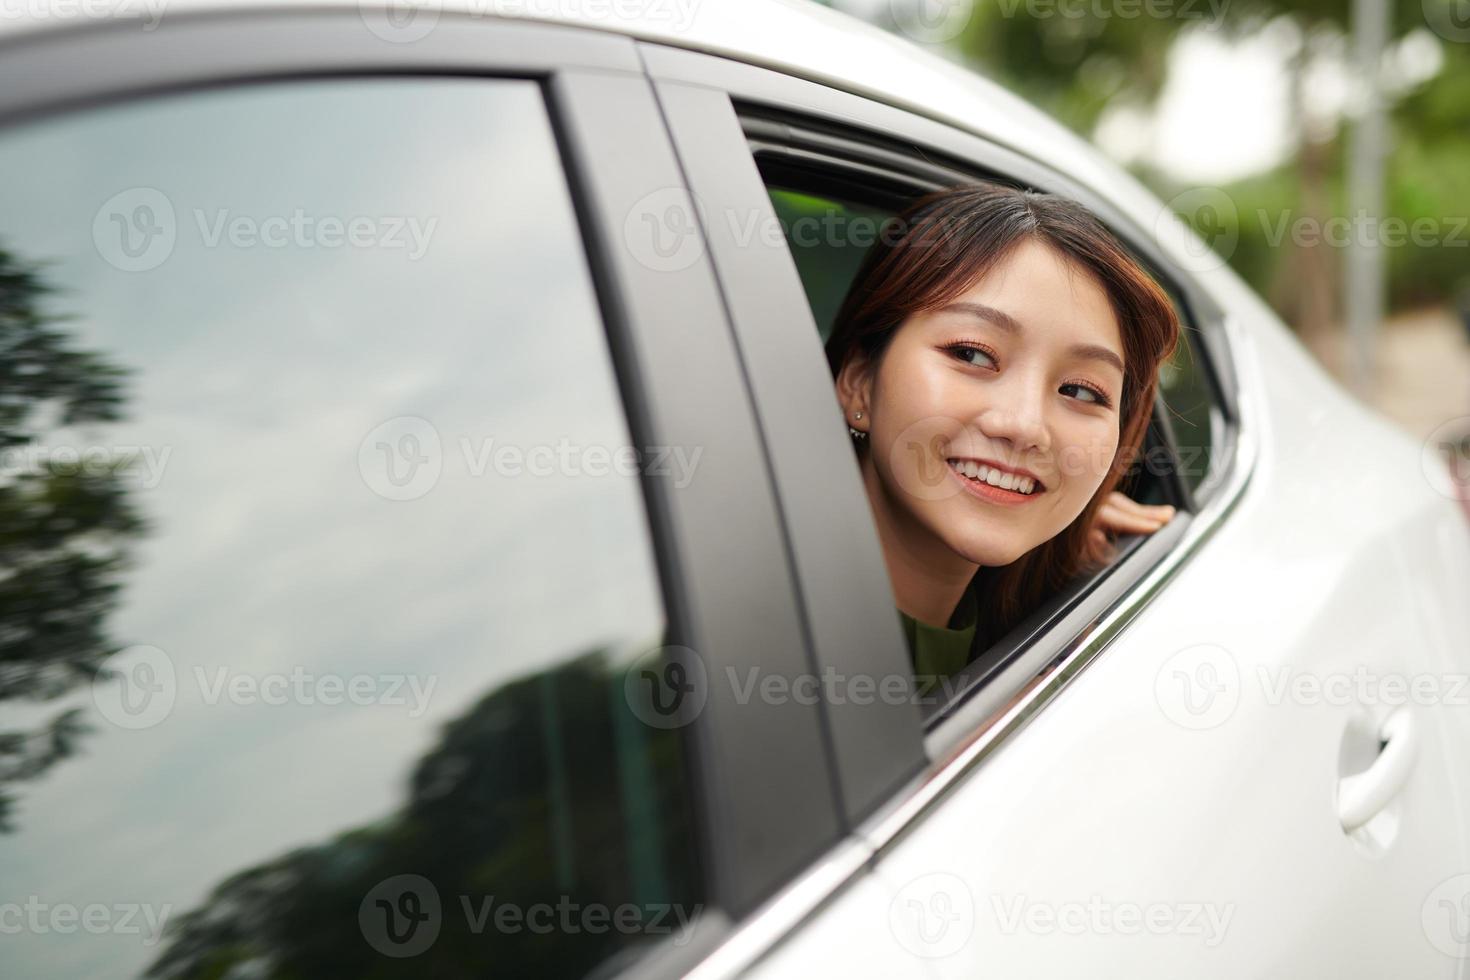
[944,533,1027,569]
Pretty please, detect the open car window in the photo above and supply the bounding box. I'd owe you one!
[745,122,1211,723]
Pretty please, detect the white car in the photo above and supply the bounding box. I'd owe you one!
[1,2,1467,978]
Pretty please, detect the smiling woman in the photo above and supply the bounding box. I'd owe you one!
[826,182,1182,683]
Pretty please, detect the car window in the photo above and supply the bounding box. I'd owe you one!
[766,187,893,343]
[1157,326,1226,500]
[763,173,1218,510]
[755,163,1198,698]
[0,77,701,979]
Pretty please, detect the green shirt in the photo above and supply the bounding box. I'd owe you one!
[899,587,979,697]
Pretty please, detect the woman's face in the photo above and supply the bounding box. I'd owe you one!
[840,238,1125,570]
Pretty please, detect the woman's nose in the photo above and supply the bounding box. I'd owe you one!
[973,377,1050,455]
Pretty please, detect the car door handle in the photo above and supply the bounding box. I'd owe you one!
[1337,709,1418,832]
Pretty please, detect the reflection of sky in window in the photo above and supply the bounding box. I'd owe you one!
[0,78,665,979]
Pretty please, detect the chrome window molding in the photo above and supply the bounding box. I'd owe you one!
[675,312,1261,979]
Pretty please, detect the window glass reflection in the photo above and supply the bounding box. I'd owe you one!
[0,77,700,979]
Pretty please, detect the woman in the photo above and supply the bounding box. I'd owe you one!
[826,182,1181,692]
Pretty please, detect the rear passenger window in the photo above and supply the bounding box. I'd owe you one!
[761,160,1219,514]
[0,77,701,979]
[1158,327,1226,500]
[766,187,893,343]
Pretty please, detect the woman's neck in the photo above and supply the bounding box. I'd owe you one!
[860,456,979,628]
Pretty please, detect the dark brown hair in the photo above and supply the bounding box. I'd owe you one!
[825,182,1181,642]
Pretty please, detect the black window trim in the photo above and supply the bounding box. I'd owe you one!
[0,12,852,978]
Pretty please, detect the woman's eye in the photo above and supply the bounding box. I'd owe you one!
[1061,382,1109,406]
[947,344,995,368]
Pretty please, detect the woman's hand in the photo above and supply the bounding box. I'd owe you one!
[1089,491,1177,549]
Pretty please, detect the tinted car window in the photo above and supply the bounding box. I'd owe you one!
[1158,327,1225,498]
[766,186,892,343]
[0,77,700,979]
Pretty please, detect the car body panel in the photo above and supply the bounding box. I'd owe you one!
[2,3,1466,978]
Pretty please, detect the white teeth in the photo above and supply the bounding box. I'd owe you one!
[947,459,1039,495]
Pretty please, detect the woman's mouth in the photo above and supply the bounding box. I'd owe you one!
[946,458,1045,504]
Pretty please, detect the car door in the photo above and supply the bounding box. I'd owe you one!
[640,40,1470,979]
[0,12,846,979]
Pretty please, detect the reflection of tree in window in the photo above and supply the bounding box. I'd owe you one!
[146,649,701,979]
[0,245,144,832]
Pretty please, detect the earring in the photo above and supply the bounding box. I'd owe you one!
[848,411,867,440]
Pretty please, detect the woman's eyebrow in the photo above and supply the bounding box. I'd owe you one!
[937,301,1125,376]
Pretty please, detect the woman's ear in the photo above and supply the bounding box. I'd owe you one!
[835,350,874,435]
